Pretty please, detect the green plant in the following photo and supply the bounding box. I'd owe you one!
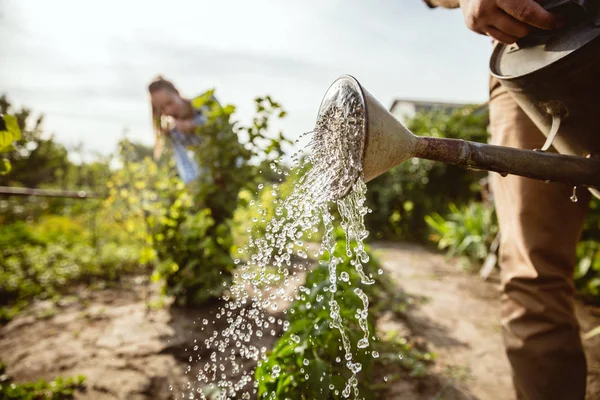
[255,232,431,398]
[0,361,85,399]
[0,113,21,175]
[574,196,600,304]
[105,93,290,307]
[425,202,498,270]
[574,240,600,302]
[0,216,141,323]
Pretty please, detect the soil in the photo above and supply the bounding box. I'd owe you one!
[371,242,600,400]
[1,242,599,400]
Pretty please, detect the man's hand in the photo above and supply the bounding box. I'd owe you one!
[458,0,564,44]
[175,119,196,134]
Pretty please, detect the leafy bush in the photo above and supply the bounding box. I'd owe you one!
[575,197,600,303]
[574,241,600,302]
[105,94,290,307]
[425,202,498,270]
[0,112,21,175]
[427,197,600,305]
[0,216,141,323]
[364,106,489,242]
[255,232,431,399]
[0,361,85,399]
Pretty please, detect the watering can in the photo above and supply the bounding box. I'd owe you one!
[317,0,600,201]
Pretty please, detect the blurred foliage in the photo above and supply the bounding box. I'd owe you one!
[574,197,600,303]
[0,96,143,323]
[0,112,22,175]
[105,93,291,307]
[0,215,141,323]
[0,361,86,399]
[255,230,432,399]
[0,95,109,191]
[425,202,498,271]
[0,91,290,321]
[427,197,600,303]
[575,241,600,301]
[364,105,489,242]
[0,95,113,227]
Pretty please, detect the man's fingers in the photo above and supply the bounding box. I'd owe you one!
[498,0,560,30]
[485,26,519,44]
[493,11,531,38]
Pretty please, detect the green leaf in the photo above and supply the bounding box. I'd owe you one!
[307,359,331,396]
[0,114,22,152]
[0,158,11,175]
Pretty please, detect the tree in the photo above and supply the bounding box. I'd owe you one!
[0,94,71,188]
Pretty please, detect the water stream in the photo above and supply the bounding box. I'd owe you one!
[180,84,373,399]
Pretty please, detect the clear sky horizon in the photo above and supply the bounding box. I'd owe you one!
[1,0,494,160]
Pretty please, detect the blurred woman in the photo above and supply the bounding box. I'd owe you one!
[148,76,213,184]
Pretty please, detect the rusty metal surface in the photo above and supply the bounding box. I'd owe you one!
[414,137,600,188]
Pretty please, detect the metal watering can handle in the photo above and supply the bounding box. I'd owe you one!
[413,136,600,188]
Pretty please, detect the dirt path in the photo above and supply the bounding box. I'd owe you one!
[0,278,284,399]
[373,242,600,400]
[1,243,599,399]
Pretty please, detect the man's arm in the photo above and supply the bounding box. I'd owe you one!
[423,0,459,8]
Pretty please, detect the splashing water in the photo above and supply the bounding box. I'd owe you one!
[180,81,374,399]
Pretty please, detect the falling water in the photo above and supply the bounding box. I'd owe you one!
[571,186,579,203]
[179,81,374,399]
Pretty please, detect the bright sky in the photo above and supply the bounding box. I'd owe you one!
[0,0,493,159]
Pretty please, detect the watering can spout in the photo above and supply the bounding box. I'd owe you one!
[316,75,600,200]
[360,83,419,183]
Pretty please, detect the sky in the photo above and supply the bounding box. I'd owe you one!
[0,0,493,160]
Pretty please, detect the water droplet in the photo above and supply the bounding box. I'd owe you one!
[571,186,578,203]
[340,272,350,282]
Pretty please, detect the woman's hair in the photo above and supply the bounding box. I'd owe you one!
[148,75,179,96]
[148,75,179,160]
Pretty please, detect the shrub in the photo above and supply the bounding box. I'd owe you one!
[255,232,431,399]
[105,94,290,307]
[0,216,141,323]
[425,202,498,270]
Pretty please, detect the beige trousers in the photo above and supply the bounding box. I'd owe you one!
[488,76,590,400]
